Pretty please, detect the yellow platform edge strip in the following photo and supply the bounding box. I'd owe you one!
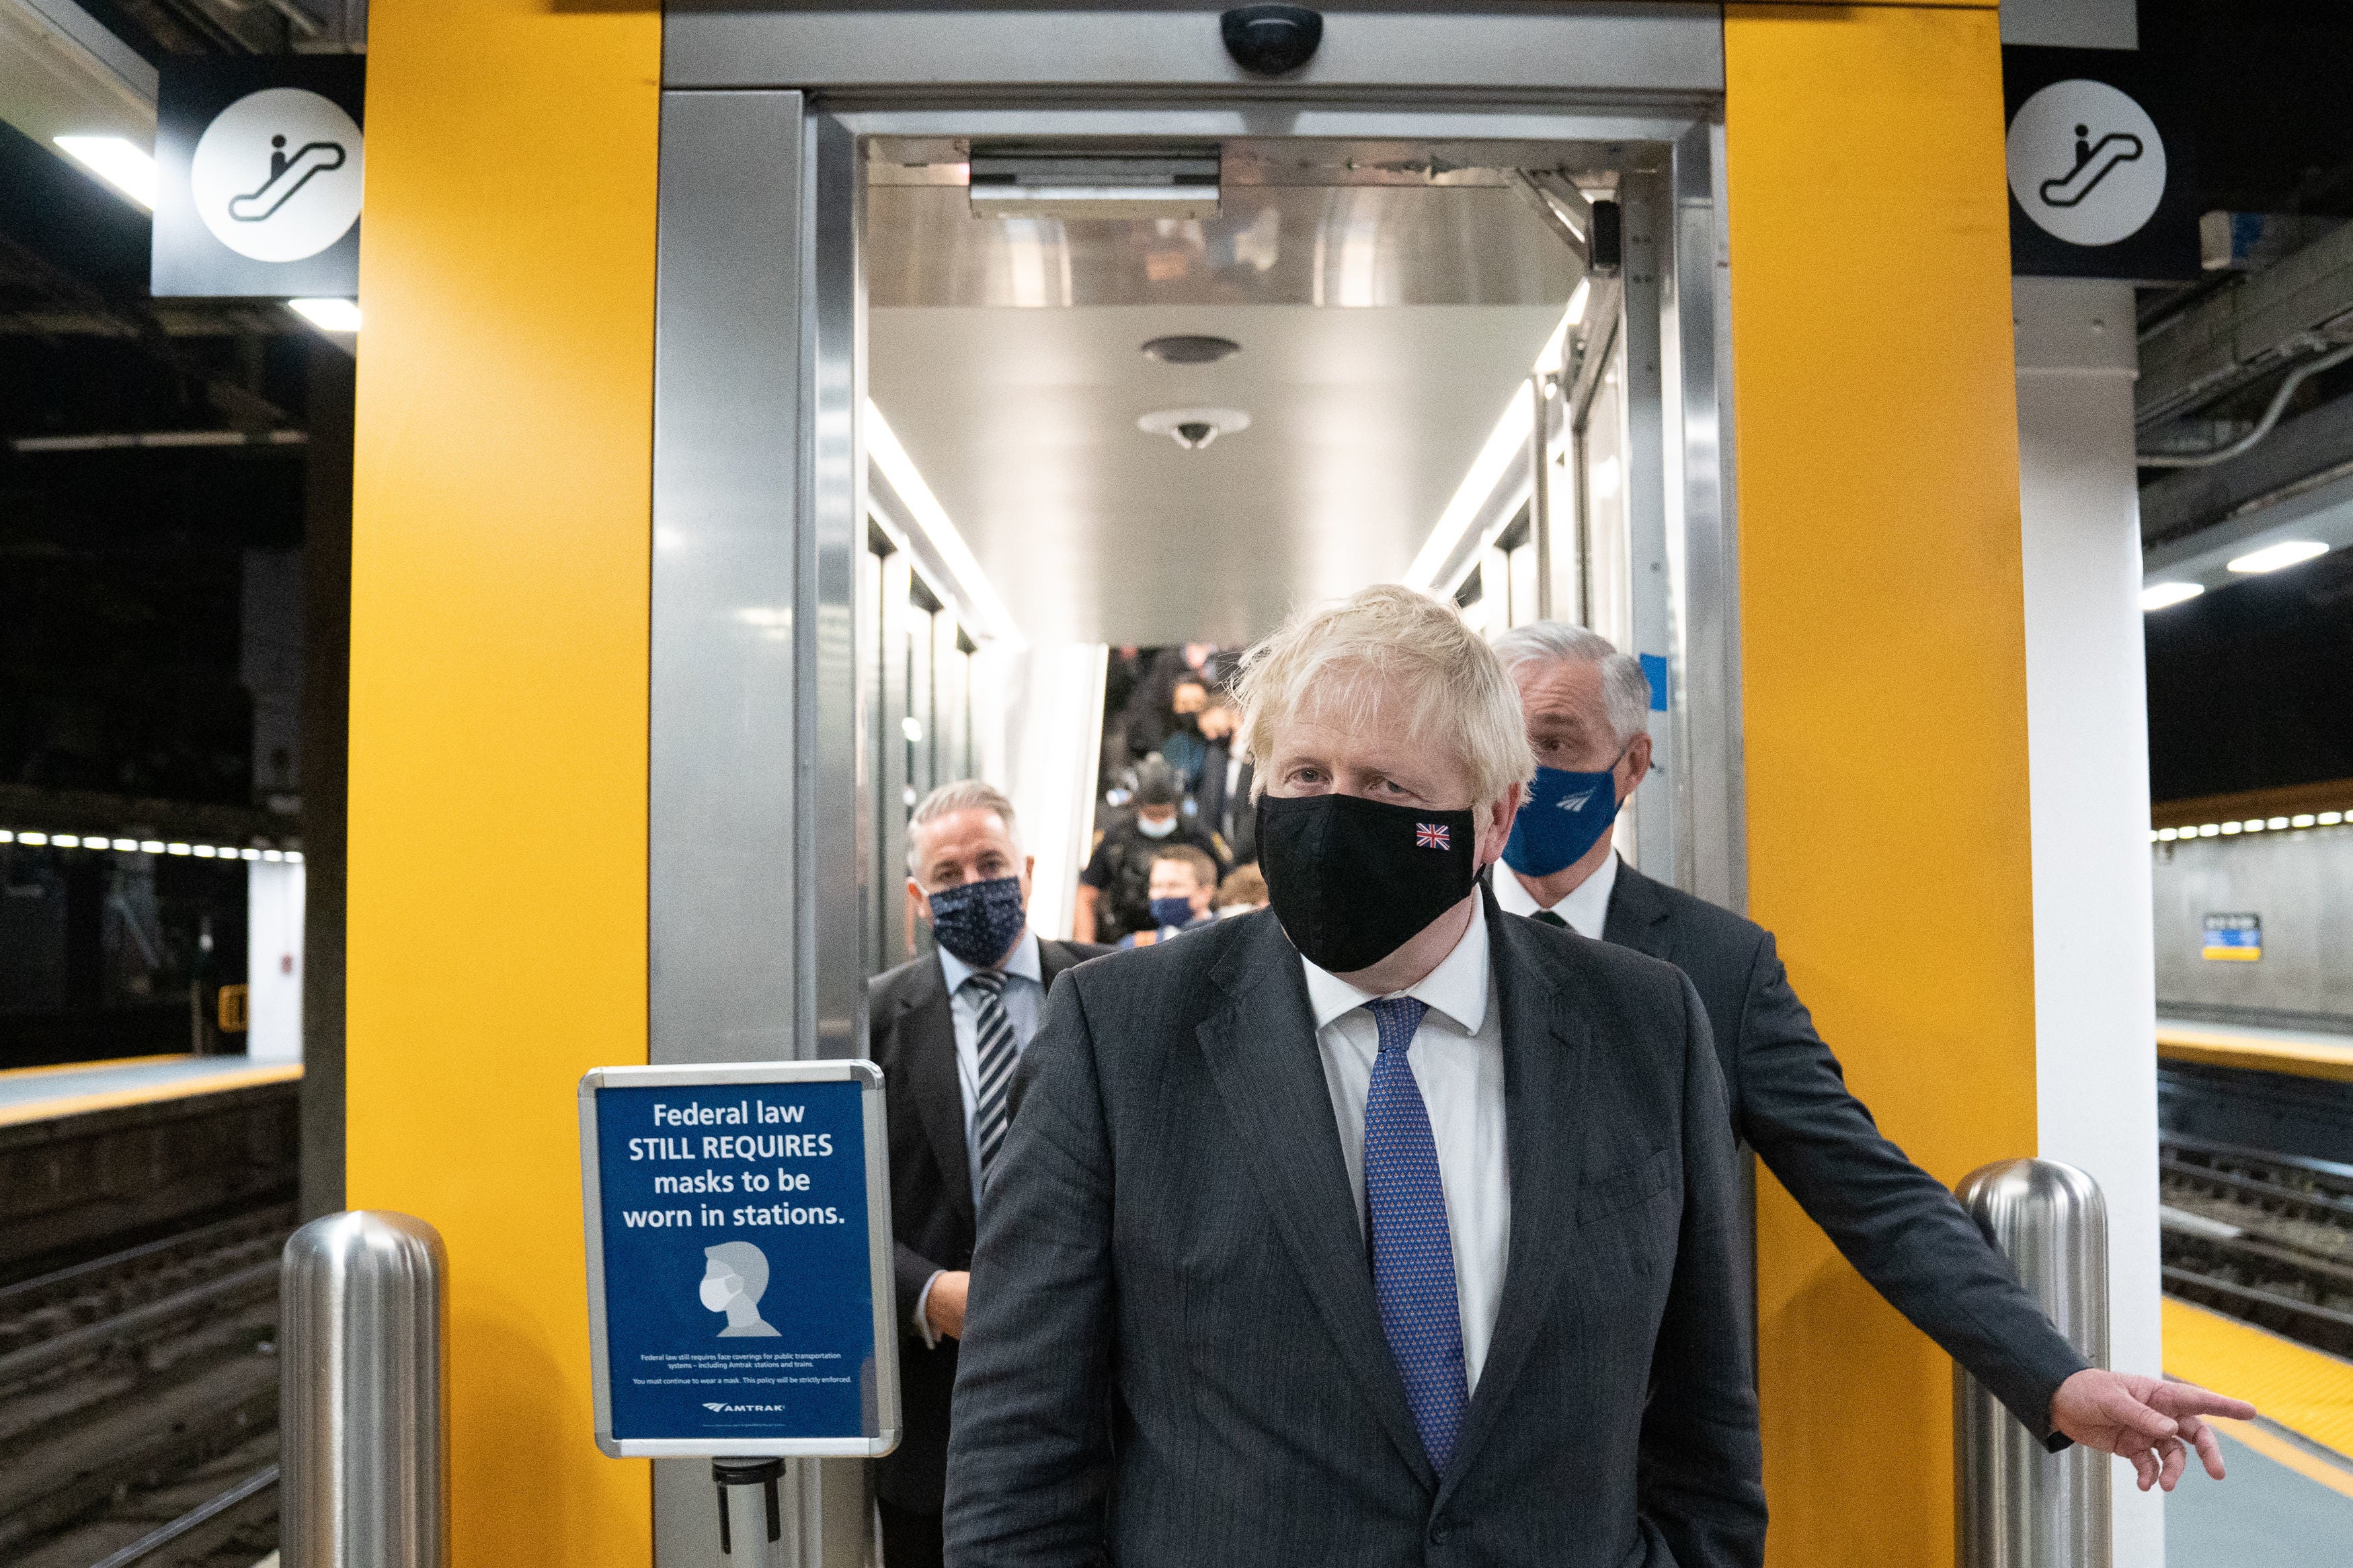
[0,1063,304,1128]
[2156,1026,2353,1085]
[0,1052,198,1083]
[2210,1417,2353,1501]
[2164,1296,2353,1462]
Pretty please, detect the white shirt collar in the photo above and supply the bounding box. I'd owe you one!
[1299,899,1490,1036]
[939,927,1043,995]
[1492,852,1620,941]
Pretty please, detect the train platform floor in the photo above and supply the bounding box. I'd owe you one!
[2164,1296,2353,1564]
[2157,1016,2353,1083]
[0,1053,301,1128]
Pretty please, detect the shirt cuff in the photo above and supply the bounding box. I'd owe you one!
[912,1269,943,1349]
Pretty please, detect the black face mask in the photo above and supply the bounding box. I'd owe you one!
[1256,792,1479,974]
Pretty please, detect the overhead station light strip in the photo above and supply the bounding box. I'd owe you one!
[2153,811,2347,843]
[866,399,1025,649]
[0,828,301,862]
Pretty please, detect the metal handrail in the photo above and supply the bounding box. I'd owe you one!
[280,1212,448,1568]
[1954,1159,2111,1568]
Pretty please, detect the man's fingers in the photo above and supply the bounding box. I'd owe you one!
[2157,1437,2188,1492]
[2128,1445,2159,1491]
[2188,1420,2228,1481]
[2154,1384,2258,1422]
[2102,1387,2180,1444]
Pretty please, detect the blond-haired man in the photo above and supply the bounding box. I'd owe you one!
[947,587,1763,1568]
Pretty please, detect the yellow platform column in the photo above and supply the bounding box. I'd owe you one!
[1726,5,2035,1564]
[344,0,660,1561]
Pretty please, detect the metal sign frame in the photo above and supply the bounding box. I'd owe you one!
[578,1059,900,1458]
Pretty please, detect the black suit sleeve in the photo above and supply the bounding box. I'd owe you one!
[1638,975,1769,1568]
[1733,933,2089,1444]
[944,971,1115,1567]
[895,1240,945,1329]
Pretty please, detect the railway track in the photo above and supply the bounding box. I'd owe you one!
[0,1204,292,1566]
[2160,1131,2353,1359]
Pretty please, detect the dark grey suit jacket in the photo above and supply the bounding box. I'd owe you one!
[945,899,1765,1568]
[1600,862,2088,1440]
[867,936,1107,1516]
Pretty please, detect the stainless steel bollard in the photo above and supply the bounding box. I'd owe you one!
[281,1211,449,1568]
[1954,1159,2110,1568]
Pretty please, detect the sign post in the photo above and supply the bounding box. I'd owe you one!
[580,1062,899,1563]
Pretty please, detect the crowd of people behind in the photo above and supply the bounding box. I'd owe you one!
[1077,641,1267,946]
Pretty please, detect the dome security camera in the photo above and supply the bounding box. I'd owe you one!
[1139,407,1252,452]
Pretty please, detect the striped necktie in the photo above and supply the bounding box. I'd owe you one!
[963,969,1020,1188]
[1363,995,1469,1473]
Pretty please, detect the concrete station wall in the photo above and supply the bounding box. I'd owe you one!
[2155,827,2353,1032]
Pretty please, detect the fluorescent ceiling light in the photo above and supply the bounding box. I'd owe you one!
[2226,539,2327,574]
[54,136,155,209]
[1407,386,1536,589]
[865,399,1023,647]
[289,298,361,333]
[2139,581,2203,611]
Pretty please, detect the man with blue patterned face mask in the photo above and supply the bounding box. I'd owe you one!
[1490,621,2254,1491]
[865,780,1109,1568]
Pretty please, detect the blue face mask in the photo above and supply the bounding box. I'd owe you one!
[1149,895,1197,930]
[926,875,1028,968]
[1501,757,1626,879]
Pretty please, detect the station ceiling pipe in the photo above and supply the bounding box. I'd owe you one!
[2138,341,2353,469]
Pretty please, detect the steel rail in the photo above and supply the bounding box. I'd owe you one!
[0,1260,280,1388]
[82,1464,278,1568]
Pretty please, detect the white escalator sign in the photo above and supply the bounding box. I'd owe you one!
[190,89,364,264]
[2005,79,2166,251]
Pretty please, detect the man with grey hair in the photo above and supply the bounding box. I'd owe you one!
[867,780,1108,1568]
[1488,620,2252,1492]
[949,587,1764,1568]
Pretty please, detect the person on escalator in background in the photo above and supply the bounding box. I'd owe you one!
[1193,689,1255,863]
[1486,620,2256,1492]
[1117,845,1221,948]
[866,780,1110,1568]
[1123,641,1238,760]
[1074,757,1229,944]
[1158,676,1213,793]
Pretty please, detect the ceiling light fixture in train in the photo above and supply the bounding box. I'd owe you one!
[2140,581,2202,611]
[1142,335,1242,365]
[969,151,1221,221]
[1138,407,1251,451]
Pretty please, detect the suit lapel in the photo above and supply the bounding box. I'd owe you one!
[1439,896,1591,1493]
[1192,913,1438,1488]
[1602,860,1673,962]
[900,958,975,1232]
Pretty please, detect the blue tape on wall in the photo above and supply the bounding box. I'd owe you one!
[1639,653,1669,712]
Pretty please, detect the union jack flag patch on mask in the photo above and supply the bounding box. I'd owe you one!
[1414,823,1451,850]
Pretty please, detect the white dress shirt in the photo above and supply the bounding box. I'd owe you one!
[1300,908,1510,1392]
[918,928,1046,1342]
[1492,850,1621,939]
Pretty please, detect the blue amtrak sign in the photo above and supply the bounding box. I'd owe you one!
[579,1061,901,1457]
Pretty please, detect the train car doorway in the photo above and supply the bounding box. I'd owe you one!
[647,10,1732,1564]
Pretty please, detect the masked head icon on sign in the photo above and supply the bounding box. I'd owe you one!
[699,1241,783,1337]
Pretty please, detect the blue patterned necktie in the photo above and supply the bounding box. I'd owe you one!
[963,970,1019,1188]
[1362,995,1468,1474]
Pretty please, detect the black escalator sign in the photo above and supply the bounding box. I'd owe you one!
[2003,47,2197,282]
[153,58,364,299]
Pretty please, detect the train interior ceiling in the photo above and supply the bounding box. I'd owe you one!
[860,134,1646,952]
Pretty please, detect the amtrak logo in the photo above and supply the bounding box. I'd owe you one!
[1554,787,1598,812]
[189,88,363,263]
[2006,79,2164,249]
[705,1401,786,1413]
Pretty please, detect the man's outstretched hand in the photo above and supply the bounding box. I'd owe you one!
[2050,1370,2256,1491]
